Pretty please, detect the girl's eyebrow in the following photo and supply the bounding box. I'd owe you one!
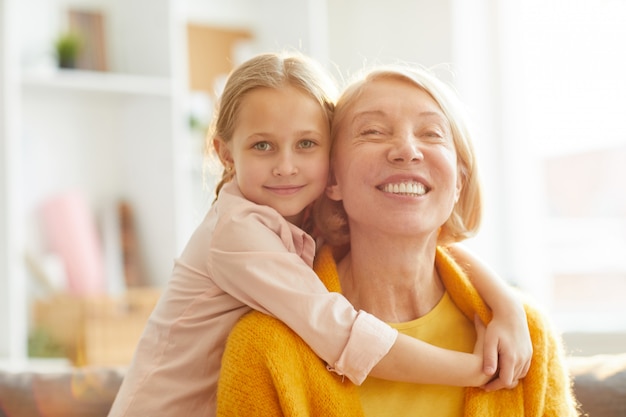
[245,129,325,140]
[295,129,326,137]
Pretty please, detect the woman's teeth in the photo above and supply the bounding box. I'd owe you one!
[381,182,427,196]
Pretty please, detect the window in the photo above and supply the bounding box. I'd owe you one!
[503,0,626,332]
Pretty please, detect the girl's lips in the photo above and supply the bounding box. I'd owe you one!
[264,185,304,195]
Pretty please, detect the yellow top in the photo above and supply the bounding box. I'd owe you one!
[217,245,581,417]
[359,292,474,417]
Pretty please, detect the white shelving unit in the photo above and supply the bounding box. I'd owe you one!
[0,0,326,365]
[1,0,28,364]
[21,70,173,96]
[0,0,195,364]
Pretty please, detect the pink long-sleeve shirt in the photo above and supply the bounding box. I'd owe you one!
[108,181,397,417]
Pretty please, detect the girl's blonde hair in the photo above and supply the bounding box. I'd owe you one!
[315,64,483,247]
[208,51,338,198]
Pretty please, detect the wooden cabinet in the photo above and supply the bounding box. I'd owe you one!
[32,288,162,366]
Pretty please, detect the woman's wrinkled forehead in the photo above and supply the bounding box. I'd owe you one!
[332,75,449,139]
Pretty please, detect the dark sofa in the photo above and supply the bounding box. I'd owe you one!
[1,354,625,417]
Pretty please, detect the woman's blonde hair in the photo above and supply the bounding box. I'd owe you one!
[208,51,338,198]
[315,64,483,247]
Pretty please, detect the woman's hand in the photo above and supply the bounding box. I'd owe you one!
[481,304,532,391]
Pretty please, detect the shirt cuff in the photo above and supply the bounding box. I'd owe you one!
[327,310,398,385]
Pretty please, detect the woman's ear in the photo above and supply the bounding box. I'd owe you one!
[454,174,463,203]
[325,172,343,201]
[213,137,233,169]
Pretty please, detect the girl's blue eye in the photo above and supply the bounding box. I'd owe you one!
[253,142,272,151]
[299,139,316,149]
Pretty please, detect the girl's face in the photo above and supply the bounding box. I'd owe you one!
[327,77,461,240]
[218,85,330,225]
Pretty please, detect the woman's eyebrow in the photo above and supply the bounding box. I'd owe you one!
[419,111,447,121]
[350,110,386,123]
[352,110,448,126]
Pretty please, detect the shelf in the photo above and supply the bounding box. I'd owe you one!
[21,69,173,97]
[0,357,72,372]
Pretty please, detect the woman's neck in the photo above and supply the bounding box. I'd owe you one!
[337,231,444,323]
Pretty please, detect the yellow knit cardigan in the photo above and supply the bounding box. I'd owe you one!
[217,246,580,416]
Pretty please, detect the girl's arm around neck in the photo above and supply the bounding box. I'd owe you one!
[446,243,532,390]
[369,317,491,387]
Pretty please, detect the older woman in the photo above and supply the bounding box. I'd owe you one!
[216,64,580,416]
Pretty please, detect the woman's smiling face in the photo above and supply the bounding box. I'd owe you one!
[327,76,462,240]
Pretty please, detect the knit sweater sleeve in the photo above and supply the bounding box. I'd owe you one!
[521,301,581,417]
[216,311,364,417]
[216,246,365,416]
[464,301,581,416]
[437,247,581,416]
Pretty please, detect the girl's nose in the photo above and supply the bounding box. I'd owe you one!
[272,153,298,176]
[388,134,424,164]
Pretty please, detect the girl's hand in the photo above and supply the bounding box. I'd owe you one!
[471,315,493,387]
[481,304,532,391]
[444,243,532,390]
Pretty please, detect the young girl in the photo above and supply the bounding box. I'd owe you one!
[108,52,530,417]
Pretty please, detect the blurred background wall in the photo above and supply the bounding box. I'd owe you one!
[2,0,626,365]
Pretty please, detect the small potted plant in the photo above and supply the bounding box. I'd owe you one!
[54,31,83,69]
